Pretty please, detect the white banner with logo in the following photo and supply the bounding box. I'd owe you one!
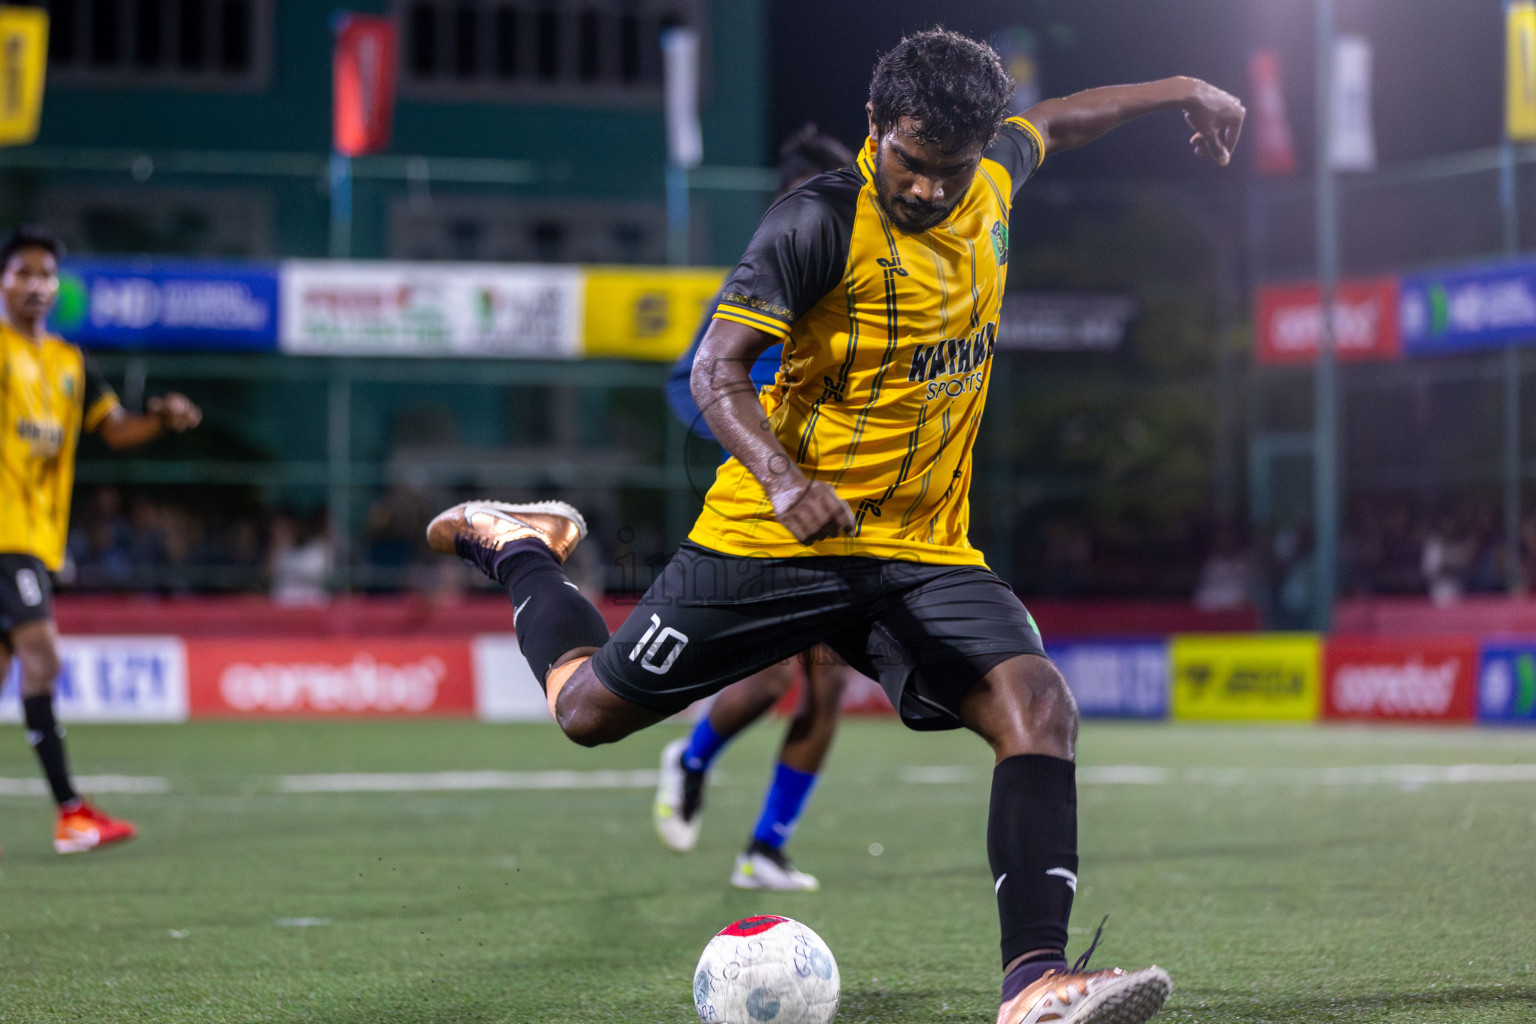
[1330,35,1377,172]
[0,636,189,723]
[280,261,583,358]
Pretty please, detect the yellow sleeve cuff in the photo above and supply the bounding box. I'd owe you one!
[1006,116,1046,169]
[84,394,119,432]
[713,307,791,339]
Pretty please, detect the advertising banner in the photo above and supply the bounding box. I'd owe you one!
[471,635,550,722]
[1328,36,1377,172]
[1477,642,1536,722]
[582,267,724,361]
[1047,640,1168,719]
[333,14,398,157]
[1323,636,1478,722]
[1255,277,1400,365]
[186,639,475,717]
[1171,634,1321,721]
[1249,48,1298,177]
[1400,260,1536,356]
[0,6,48,148]
[0,636,187,723]
[52,259,279,351]
[280,261,582,358]
[994,294,1138,353]
[1509,1,1536,141]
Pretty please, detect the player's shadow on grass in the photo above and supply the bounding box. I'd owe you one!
[839,986,967,1021]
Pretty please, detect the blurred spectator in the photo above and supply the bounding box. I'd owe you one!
[1421,509,1476,606]
[1193,523,1252,611]
[269,511,334,606]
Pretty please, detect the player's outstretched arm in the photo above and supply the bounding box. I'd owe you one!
[96,392,202,450]
[1024,76,1244,165]
[692,318,853,545]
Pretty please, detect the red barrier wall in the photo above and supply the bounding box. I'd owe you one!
[55,594,1256,638]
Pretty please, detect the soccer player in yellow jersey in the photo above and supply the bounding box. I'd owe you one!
[0,227,201,855]
[429,30,1243,1024]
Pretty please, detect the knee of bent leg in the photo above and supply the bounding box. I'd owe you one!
[967,654,1079,758]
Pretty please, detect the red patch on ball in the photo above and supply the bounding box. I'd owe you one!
[718,915,789,937]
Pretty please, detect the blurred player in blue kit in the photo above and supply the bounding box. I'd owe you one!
[653,125,862,892]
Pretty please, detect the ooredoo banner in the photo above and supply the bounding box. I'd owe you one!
[1322,636,1477,722]
[1171,634,1321,721]
[0,636,188,723]
[186,639,474,716]
[1047,640,1168,719]
[1255,278,1401,365]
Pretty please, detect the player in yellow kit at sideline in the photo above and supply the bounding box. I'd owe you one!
[0,227,202,856]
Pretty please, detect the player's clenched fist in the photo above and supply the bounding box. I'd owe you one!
[770,477,855,545]
[148,392,202,432]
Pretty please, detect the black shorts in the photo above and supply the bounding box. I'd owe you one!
[0,553,53,641]
[591,542,1047,730]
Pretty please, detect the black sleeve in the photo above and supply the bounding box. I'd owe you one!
[81,354,120,432]
[712,177,856,339]
[986,116,1045,199]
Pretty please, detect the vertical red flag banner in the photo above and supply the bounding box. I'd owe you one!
[1248,49,1297,176]
[333,14,398,157]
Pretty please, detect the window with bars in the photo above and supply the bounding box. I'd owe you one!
[46,0,271,89]
[395,0,700,102]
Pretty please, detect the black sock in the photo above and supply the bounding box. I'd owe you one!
[503,541,611,682]
[23,695,78,807]
[989,753,1077,969]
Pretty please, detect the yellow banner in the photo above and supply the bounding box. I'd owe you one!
[582,267,726,361]
[0,6,48,147]
[1509,2,1536,141]
[1171,634,1321,722]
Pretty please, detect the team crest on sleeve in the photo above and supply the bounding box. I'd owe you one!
[989,221,1009,265]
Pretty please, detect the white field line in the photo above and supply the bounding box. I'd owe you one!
[0,774,168,797]
[278,769,662,793]
[5,764,1535,798]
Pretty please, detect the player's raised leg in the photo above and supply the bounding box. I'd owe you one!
[426,500,664,745]
[959,653,1170,1024]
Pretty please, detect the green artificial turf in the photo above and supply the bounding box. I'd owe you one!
[1,719,1534,1023]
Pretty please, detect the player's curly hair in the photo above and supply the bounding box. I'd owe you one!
[868,29,1012,152]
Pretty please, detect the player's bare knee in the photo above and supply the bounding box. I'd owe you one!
[17,649,60,693]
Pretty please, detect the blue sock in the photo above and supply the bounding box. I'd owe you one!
[681,716,728,773]
[751,762,818,849]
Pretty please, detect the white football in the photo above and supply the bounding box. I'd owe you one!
[693,915,840,1024]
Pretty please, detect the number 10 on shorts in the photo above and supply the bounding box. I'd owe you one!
[629,613,689,675]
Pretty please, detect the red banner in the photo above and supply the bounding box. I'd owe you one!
[187,639,474,717]
[333,14,398,157]
[1249,49,1298,176]
[1255,277,1401,365]
[1323,636,1478,722]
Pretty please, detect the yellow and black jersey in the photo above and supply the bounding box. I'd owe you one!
[691,116,1044,565]
[0,322,119,570]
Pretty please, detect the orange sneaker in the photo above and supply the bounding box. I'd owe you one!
[996,965,1171,1024]
[55,801,138,855]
